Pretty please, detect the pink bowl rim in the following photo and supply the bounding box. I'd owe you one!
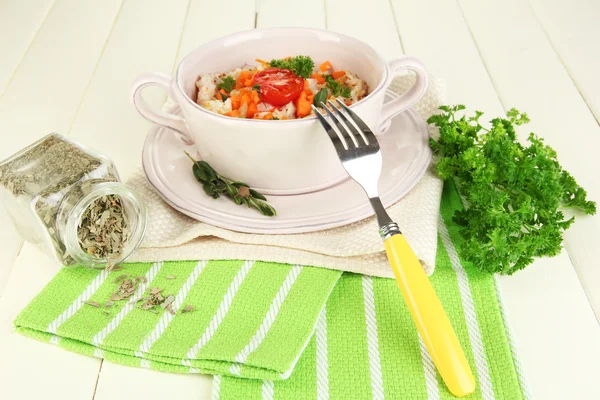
[174,27,390,125]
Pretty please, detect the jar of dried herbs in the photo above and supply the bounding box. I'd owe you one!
[0,134,147,268]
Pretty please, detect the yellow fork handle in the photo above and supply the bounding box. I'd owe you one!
[384,233,476,397]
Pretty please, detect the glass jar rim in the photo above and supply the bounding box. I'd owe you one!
[63,182,147,269]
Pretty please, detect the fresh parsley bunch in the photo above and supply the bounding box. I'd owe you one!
[429,105,596,275]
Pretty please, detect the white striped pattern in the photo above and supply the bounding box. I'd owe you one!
[493,277,533,400]
[189,367,200,374]
[46,270,110,334]
[212,375,221,400]
[140,359,151,369]
[362,276,384,400]
[315,307,329,400]
[418,334,440,400]
[186,261,255,359]
[93,348,104,359]
[262,380,274,400]
[49,335,60,345]
[181,359,192,367]
[139,260,208,353]
[438,215,495,399]
[279,334,308,380]
[231,265,303,372]
[92,262,164,346]
[229,363,241,376]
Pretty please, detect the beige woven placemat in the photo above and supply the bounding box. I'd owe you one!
[127,74,445,278]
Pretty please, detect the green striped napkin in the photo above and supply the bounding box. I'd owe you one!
[14,183,530,399]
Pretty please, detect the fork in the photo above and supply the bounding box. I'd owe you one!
[313,100,476,398]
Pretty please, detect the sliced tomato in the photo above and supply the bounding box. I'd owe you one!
[253,68,304,107]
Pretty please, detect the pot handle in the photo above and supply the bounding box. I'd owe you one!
[379,57,429,131]
[131,73,193,144]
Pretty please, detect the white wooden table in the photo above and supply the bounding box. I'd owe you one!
[0,0,599,398]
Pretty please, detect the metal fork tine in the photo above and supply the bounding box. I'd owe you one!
[311,105,348,153]
[322,102,359,148]
[328,100,369,146]
[335,99,378,143]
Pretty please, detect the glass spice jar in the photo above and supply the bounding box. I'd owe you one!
[0,133,147,268]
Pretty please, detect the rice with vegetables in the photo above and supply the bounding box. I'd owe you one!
[194,56,368,120]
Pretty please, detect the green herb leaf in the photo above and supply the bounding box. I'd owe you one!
[185,152,276,217]
[252,84,261,91]
[231,181,250,188]
[185,152,217,182]
[313,88,328,107]
[428,106,596,275]
[269,56,315,79]
[249,189,266,201]
[324,75,351,98]
[217,76,236,92]
[249,198,277,216]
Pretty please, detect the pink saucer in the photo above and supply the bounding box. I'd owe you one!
[142,92,431,234]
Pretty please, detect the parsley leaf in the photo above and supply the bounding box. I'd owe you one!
[268,56,315,79]
[217,76,236,92]
[324,75,351,98]
[428,106,596,275]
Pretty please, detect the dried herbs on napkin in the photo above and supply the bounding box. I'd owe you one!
[428,105,596,275]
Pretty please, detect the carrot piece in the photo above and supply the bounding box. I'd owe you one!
[263,113,274,120]
[295,91,312,118]
[310,73,325,84]
[230,95,241,110]
[247,102,258,118]
[244,78,253,87]
[304,88,313,96]
[331,70,346,79]
[280,116,288,120]
[241,94,251,105]
[251,90,261,104]
[216,89,229,101]
[236,70,253,89]
[224,110,240,117]
[319,61,332,72]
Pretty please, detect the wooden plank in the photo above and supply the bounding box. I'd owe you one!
[0,0,55,95]
[0,244,102,400]
[0,208,22,298]
[390,0,503,114]
[498,256,600,399]
[326,0,403,60]
[257,0,324,28]
[175,0,256,66]
[94,363,213,400]
[530,0,600,122]
[390,0,600,398]
[69,0,190,179]
[457,0,600,318]
[0,0,123,161]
